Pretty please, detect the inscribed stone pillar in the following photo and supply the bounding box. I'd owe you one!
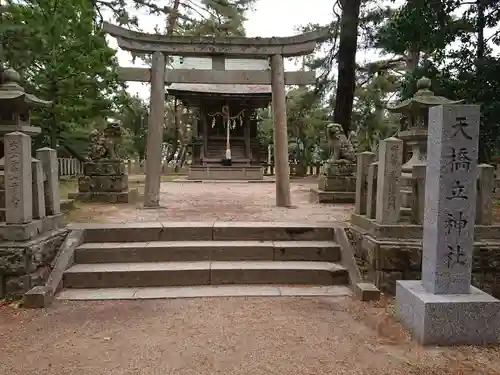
[354,151,375,215]
[476,163,494,225]
[144,51,166,207]
[36,147,61,215]
[31,159,46,220]
[5,132,32,224]
[271,54,291,207]
[411,164,426,224]
[375,137,403,224]
[396,104,500,346]
[421,105,480,294]
[366,162,378,219]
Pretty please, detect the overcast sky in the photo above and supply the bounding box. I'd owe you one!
[108,0,338,100]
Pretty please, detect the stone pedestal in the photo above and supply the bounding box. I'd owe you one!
[309,162,356,204]
[69,160,129,203]
[395,104,500,345]
[396,280,500,345]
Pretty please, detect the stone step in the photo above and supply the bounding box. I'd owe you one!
[63,261,349,288]
[57,285,352,300]
[73,222,335,243]
[74,241,341,264]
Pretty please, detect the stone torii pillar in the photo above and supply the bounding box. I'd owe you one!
[144,52,166,208]
[271,54,291,207]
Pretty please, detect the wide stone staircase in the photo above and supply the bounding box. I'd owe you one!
[57,222,353,300]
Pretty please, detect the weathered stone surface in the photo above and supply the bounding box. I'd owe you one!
[5,132,33,224]
[69,192,130,203]
[36,147,61,215]
[0,228,69,299]
[366,162,378,219]
[397,281,500,345]
[78,175,128,193]
[354,152,375,215]
[23,285,52,308]
[349,225,500,298]
[31,158,46,220]
[318,175,356,192]
[144,51,166,208]
[83,160,126,176]
[375,137,403,224]
[0,213,66,241]
[476,164,494,225]
[354,282,380,301]
[422,104,480,294]
[309,189,355,204]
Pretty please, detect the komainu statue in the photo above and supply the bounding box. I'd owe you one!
[326,123,356,163]
[86,122,123,161]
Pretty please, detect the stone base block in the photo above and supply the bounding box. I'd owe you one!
[23,286,53,308]
[83,160,125,176]
[60,199,75,211]
[354,282,381,301]
[78,175,128,193]
[0,228,69,299]
[396,280,500,345]
[318,174,356,192]
[309,188,355,204]
[0,214,66,241]
[68,191,130,203]
[188,166,263,180]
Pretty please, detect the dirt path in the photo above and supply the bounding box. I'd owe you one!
[68,180,352,223]
[1,297,499,375]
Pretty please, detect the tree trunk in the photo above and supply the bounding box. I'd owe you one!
[333,0,362,135]
[476,0,487,162]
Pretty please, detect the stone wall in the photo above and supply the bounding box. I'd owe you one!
[347,227,500,298]
[0,228,69,299]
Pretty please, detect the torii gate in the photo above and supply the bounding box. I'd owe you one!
[103,22,329,208]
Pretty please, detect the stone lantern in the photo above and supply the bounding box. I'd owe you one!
[387,76,461,173]
[387,77,462,214]
[0,67,51,140]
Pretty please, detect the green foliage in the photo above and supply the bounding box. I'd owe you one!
[258,88,330,164]
[376,0,500,161]
[119,94,149,159]
[3,0,127,156]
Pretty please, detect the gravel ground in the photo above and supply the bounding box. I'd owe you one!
[68,180,352,223]
[1,297,499,375]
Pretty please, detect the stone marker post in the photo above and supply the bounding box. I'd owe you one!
[396,104,500,345]
[5,132,33,224]
[411,164,426,224]
[354,151,375,215]
[476,163,494,225]
[375,137,403,224]
[36,147,61,215]
[31,159,46,219]
[366,162,378,219]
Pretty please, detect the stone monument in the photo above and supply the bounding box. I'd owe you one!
[310,123,357,203]
[69,122,129,203]
[396,104,500,345]
[0,67,67,299]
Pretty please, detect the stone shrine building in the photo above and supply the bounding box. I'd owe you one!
[168,56,269,180]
